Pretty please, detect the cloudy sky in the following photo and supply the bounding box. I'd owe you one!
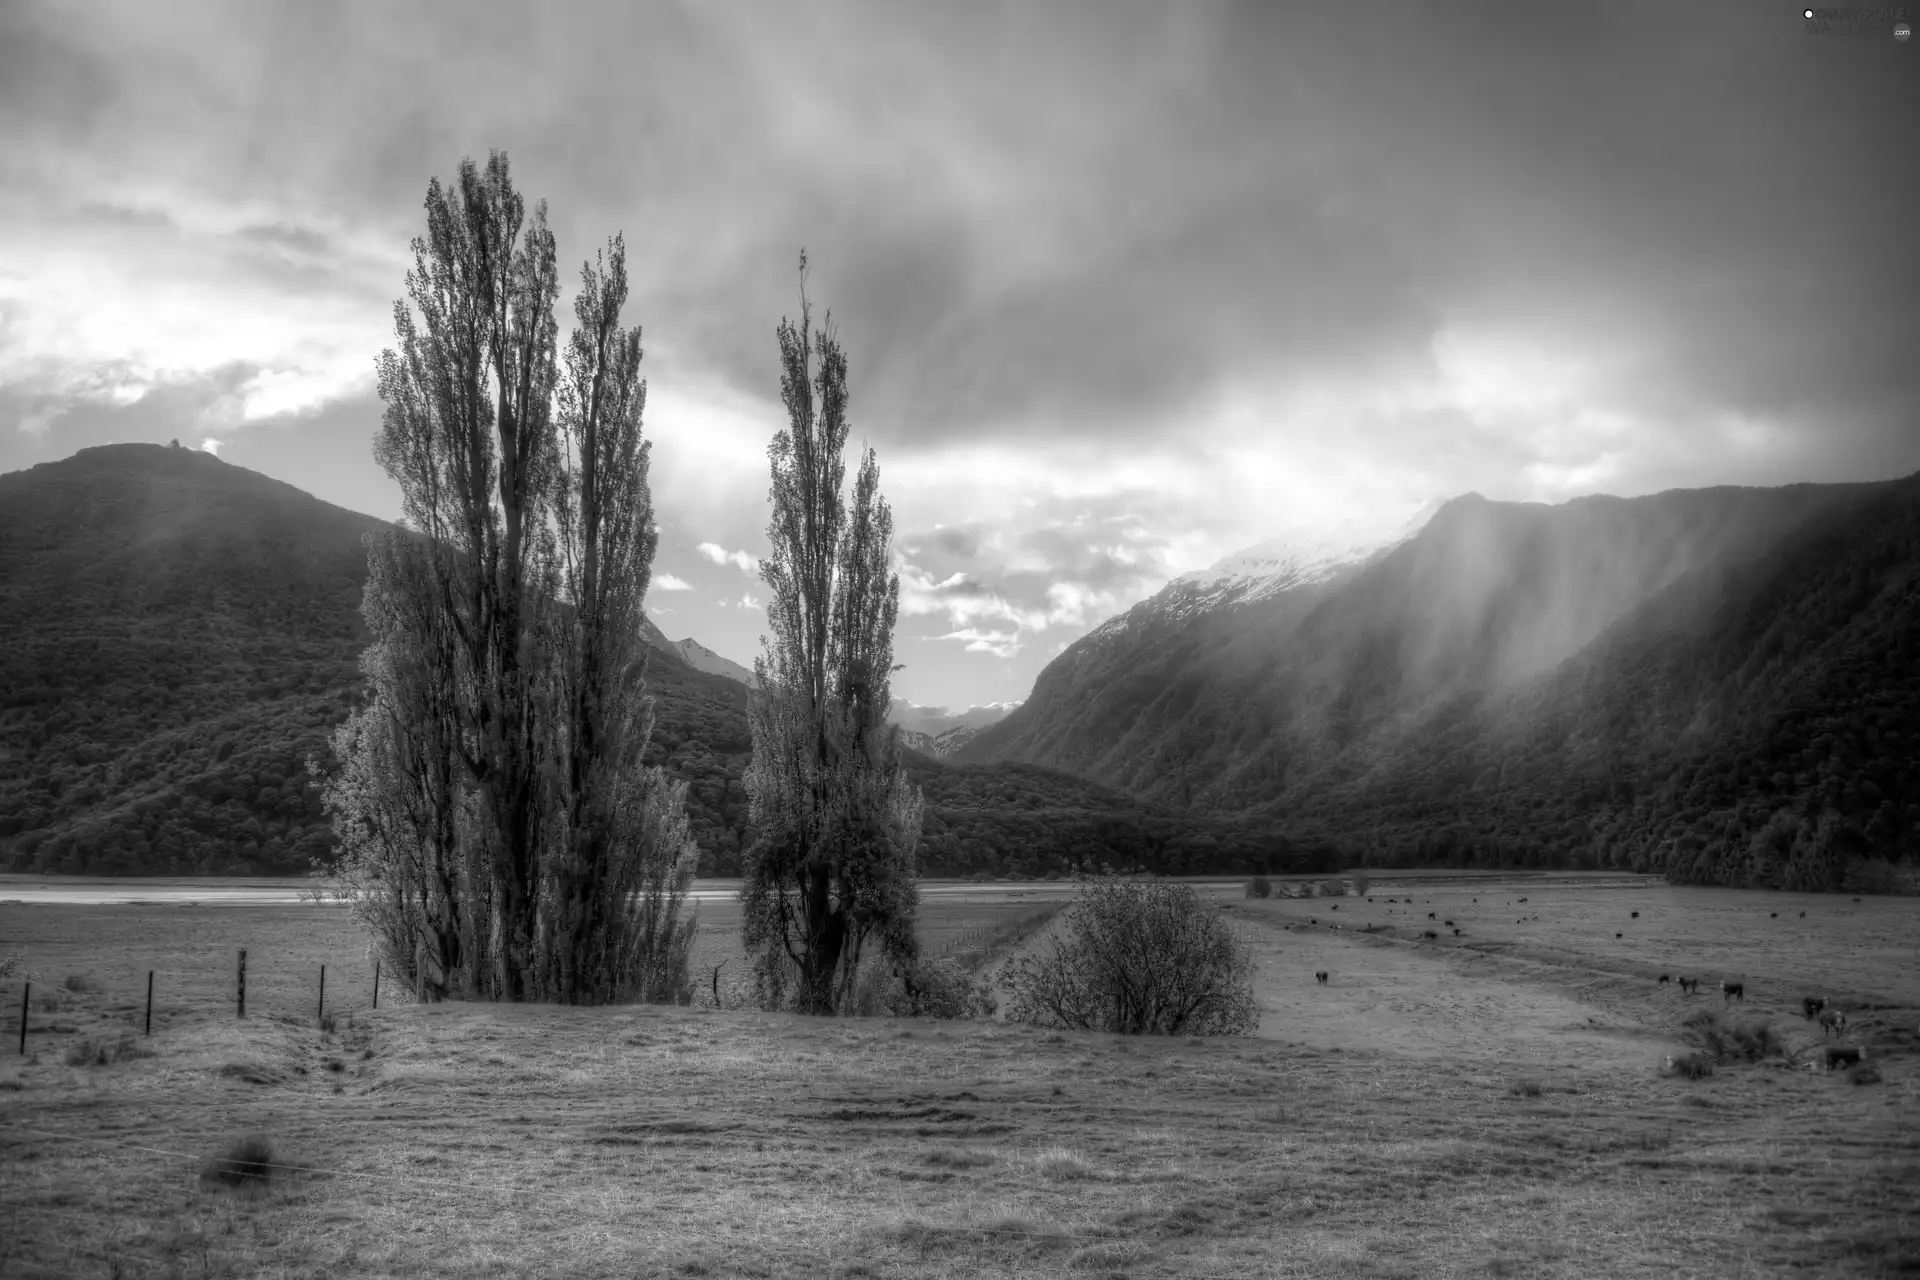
[3,1,1915,709]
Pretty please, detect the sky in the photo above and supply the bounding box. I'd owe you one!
[2,1,1916,710]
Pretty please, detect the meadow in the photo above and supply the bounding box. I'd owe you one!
[2,874,1916,1278]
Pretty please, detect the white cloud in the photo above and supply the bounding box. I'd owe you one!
[653,572,694,591]
[697,541,760,576]
[936,626,1023,658]
[199,438,224,456]
[738,592,763,610]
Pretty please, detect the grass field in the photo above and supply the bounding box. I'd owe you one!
[2,875,1917,1278]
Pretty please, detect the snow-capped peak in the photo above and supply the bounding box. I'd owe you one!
[1174,497,1448,597]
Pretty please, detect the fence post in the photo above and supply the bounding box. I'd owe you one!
[372,959,380,1010]
[414,941,423,1005]
[317,965,326,1026]
[237,949,247,1019]
[17,982,27,1055]
[145,970,154,1036]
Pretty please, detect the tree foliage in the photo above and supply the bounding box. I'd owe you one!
[740,255,923,1015]
[320,152,694,1005]
[1003,877,1257,1036]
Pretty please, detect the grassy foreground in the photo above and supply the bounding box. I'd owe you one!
[2,995,1916,1277]
[2,885,1918,1279]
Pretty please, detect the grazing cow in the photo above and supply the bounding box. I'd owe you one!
[1472,898,1478,903]
[1422,930,1439,941]
[1770,912,1778,918]
[1309,918,1318,925]
[1658,975,1672,985]
[1315,971,1329,985]
[1332,905,1339,911]
[1444,919,1454,927]
[1518,898,1528,903]
[1452,928,1462,937]
[1799,911,1806,919]
[1631,911,1639,918]
[1801,996,1827,1021]
[1428,912,1437,920]
[1616,932,1624,939]
[1820,1009,1848,1038]
[1722,981,1745,1004]
[1824,1046,1866,1070]
[1679,977,1698,995]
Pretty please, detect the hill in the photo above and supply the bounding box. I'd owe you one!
[0,444,1270,879]
[959,476,1920,890]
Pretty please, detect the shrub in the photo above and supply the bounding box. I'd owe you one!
[1507,1077,1543,1097]
[1245,876,1272,900]
[849,956,995,1020]
[64,1035,151,1067]
[0,951,25,982]
[1003,877,1257,1037]
[1665,1052,1715,1080]
[203,1134,277,1188]
[1680,1011,1784,1063]
[61,973,96,994]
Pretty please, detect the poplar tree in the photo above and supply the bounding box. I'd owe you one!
[741,255,924,1015]
[320,152,695,1004]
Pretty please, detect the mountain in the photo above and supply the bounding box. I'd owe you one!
[669,636,758,687]
[0,443,1265,880]
[955,499,1441,778]
[958,477,1920,890]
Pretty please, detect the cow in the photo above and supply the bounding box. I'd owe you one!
[1799,911,1806,919]
[1631,911,1639,918]
[1518,897,1528,903]
[1722,981,1745,1004]
[1422,930,1439,941]
[1658,975,1672,985]
[1616,932,1624,939]
[1309,918,1318,925]
[1770,912,1778,918]
[1331,905,1339,911]
[1443,919,1455,927]
[1824,1046,1866,1071]
[1428,912,1437,920]
[1820,1009,1848,1038]
[1679,977,1699,995]
[1801,996,1827,1021]
[1452,928,1462,937]
[1315,971,1329,985]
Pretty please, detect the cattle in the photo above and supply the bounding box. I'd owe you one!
[1722,981,1745,1004]
[1616,932,1623,939]
[1679,977,1699,995]
[1799,911,1806,919]
[1658,975,1672,985]
[1428,912,1437,920]
[1315,971,1329,985]
[1770,912,1778,918]
[1801,996,1827,1021]
[1518,897,1528,903]
[1631,911,1639,918]
[1443,919,1454,927]
[1309,918,1318,925]
[1820,1009,1848,1038]
[1422,930,1439,941]
[1452,928,1462,937]
[1824,1046,1866,1071]
[1331,905,1339,911]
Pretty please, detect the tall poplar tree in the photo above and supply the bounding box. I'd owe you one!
[741,255,924,1015]
[321,152,695,1004]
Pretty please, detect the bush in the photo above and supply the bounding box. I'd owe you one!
[1350,870,1371,897]
[1245,877,1272,900]
[1507,1077,1543,1097]
[1004,877,1257,1037]
[64,1034,151,1067]
[203,1134,277,1188]
[1665,1052,1715,1080]
[850,956,996,1020]
[1681,1010,1784,1062]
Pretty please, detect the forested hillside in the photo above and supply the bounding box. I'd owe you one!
[960,476,1920,891]
[1,445,1297,879]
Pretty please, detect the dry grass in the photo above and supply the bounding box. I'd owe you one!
[0,885,1916,1278]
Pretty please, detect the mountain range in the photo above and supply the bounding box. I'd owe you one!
[0,444,1281,879]
[4,443,1914,890]
[956,478,1920,891]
